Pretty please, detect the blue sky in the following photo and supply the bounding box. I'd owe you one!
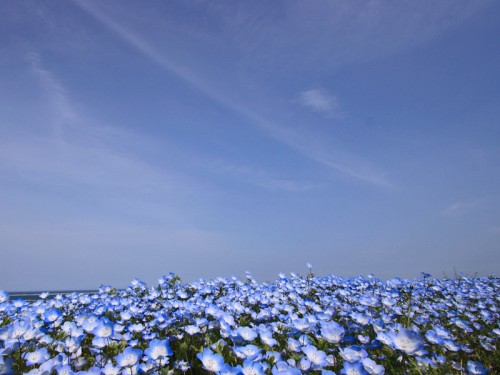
[1,0,499,290]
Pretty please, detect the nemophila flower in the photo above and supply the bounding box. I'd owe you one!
[219,364,243,375]
[321,321,345,343]
[24,368,50,375]
[64,336,83,353]
[454,319,473,332]
[128,323,145,333]
[297,357,311,371]
[137,359,156,374]
[452,361,464,371]
[73,356,89,371]
[359,295,379,308]
[0,326,11,342]
[61,321,77,335]
[184,324,201,335]
[80,366,102,375]
[298,334,312,346]
[92,318,114,338]
[196,348,225,372]
[443,339,461,352]
[480,340,495,352]
[467,360,489,375]
[174,360,191,372]
[302,345,328,369]
[234,344,262,361]
[55,364,75,375]
[82,315,99,333]
[259,329,278,347]
[241,359,266,375]
[358,335,370,344]
[351,312,372,325]
[271,361,301,375]
[220,312,236,326]
[0,290,9,303]
[433,325,452,340]
[391,328,423,355]
[92,336,108,348]
[425,330,444,345]
[24,347,50,366]
[0,356,14,375]
[10,318,31,339]
[120,311,132,321]
[144,338,173,361]
[292,317,313,332]
[115,346,143,368]
[361,358,385,375]
[44,308,62,323]
[233,326,258,342]
[326,354,336,367]
[341,361,369,375]
[102,361,120,375]
[339,346,368,363]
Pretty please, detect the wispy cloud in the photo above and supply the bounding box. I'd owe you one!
[297,89,342,118]
[0,57,211,226]
[28,53,76,138]
[188,1,492,74]
[73,0,389,187]
[202,159,320,192]
[441,200,483,216]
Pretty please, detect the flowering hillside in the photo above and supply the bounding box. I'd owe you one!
[0,272,498,374]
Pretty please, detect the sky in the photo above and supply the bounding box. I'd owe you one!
[1,0,500,291]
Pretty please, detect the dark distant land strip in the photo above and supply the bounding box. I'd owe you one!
[7,290,99,302]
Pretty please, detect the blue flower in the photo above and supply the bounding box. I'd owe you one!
[425,330,444,345]
[351,312,372,325]
[92,318,114,338]
[196,348,225,372]
[292,317,313,332]
[24,347,50,366]
[218,364,243,375]
[43,308,62,323]
[10,318,31,339]
[391,328,424,355]
[102,361,120,375]
[0,357,14,375]
[302,345,328,369]
[241,359,266,375]
[467,360,489,375]
[232,326,258,342]
[341,361,369,375]
[321,321,345,344]
[339,346,368,363]
[444,339,461,352]
[184,324,201,335]
[259,329,278,347]
[144,338,173,361]
[271,361,301,375]
[233,344,262,361]
[0,290,9,303]
[361,358,385,375]
[55,364,75,375]
[115,346,143,368]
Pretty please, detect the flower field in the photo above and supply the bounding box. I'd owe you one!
[0,272,498,374]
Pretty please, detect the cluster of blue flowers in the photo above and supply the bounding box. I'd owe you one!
[0,271,498,374]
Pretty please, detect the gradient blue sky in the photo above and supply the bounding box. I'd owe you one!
[1,0,499,290]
